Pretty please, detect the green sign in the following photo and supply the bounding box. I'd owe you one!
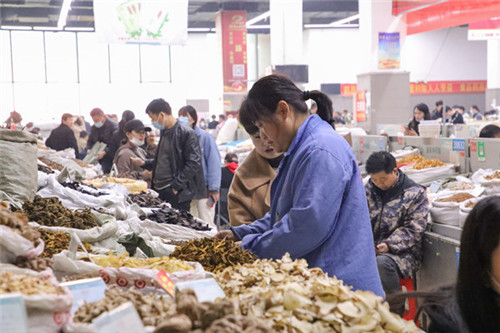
[478,141,485,161]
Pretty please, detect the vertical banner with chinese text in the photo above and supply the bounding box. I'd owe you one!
[355,90,367,122]
[216,11,248,93]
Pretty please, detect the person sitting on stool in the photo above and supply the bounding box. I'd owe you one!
[365,151,429,315]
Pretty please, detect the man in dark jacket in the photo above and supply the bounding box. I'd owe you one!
[87,107,119,174]
[45,113,81,157]
[365,151,429,315]
[145,98,204,211]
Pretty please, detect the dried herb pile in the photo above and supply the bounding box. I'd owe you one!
[40,229,92,258]
[437,192,475,203]
[0,202,40,243]
[170,238,256,273]
[39,157,64,171]
[127,192,164,208]
[21,195,99,229]
[0,271,65,295]
[141,206,210,231]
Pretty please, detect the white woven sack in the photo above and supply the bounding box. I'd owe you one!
[402,164,455,185]
[478,170,500,195]
[0,225,44,263]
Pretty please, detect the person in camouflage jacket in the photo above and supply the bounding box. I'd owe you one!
[365,151,429,315]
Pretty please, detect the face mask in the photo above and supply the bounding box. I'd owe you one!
[130,137,144,147]
[94,121,104,128]
[178,117,189,125]
[152,114,165,130]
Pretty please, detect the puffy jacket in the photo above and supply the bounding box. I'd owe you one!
[232,114,384,297]
[151,121,205,203]
[45,124,80,156]
[194,126,221,198]
[365,170,429,278]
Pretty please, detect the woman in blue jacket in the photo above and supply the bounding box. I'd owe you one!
[216,74,384,297]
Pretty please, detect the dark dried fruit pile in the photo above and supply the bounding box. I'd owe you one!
[61,181,108,197]
[21,195,99,230]
[127,192,164,208]
[170,238,256,273]
[140,207,210,231]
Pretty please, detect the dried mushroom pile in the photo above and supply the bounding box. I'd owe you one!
[0,202,40,243]
[216,254,419,333]
[61,182,108,197]
[155,289,273,333]
[74,286,175,326]
[0,271,65,295]
[20,195,98,229]
[40,229,92,258]
[485,171,500,180]
[39,157,64,171]
[437,193,475,203]
[141,206,210,231]
[127,192,164,208]
[92,252,194,273]
[170,238,256,273]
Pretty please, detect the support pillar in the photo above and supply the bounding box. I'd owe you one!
[270,0,303,65]
[485,39,500,111]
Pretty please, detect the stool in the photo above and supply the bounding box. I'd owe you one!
[399,277,417,321]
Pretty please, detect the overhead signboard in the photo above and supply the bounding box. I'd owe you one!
[468,17,500,40]
[94,0,188,45]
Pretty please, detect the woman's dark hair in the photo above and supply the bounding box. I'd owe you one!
[239,74,335,133]
[224,153,238,164]
[392,196,500,332]
[479,124,500,138]
[365,151,396,174]
[146,98,172,115]
[455,196,500,332]
[414,103,431,121]
[178,105,198,129]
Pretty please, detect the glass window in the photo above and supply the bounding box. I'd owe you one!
[11,31,45,82]
[140,44,170,82]
[78,33,109,83]
[45,32,77,83]
[0,31,12,83]
[109,43,140,83]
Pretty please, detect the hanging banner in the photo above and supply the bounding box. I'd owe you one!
[341,84,357,97]
[410,80,487,95]
[94,0,188,45]
[355,90,367,122]
[468,18,500,40]
[378,33,400,69]
[216,11,248,93]
[392,0,440,15]
[406,0,500,35]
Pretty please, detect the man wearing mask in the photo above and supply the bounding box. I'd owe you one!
[45,113,81,158]
[145,98,204,211]
[445,106,465,124]
[87,108,119,173]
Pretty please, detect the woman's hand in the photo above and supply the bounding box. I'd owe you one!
[131,157,146,167]
[214,230,238,241]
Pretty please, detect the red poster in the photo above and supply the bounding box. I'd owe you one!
[355,90,367,122]
[341,84,357,97]
[216,11,248,93]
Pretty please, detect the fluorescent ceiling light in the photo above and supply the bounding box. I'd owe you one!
[58,0,73,30]
[33,26,60,31]
[246,11,270,27]
[329,14,359,27]
[0,26,32,30]
[188,28,211,32]
[64,27,94,31]
[304,24,359,29]
[247,25,270,30]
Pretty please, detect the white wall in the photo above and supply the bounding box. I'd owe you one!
[405,26,487,82]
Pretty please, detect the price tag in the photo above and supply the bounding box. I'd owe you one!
[93,302,144,333]
[175,278,226,303]
[470,141,478,153]
[155,270,175,297]
[61,277,107,314]
[477,141,486,161]
[0,293,28,333]
[429,181,441,193]
[452,139,465,151]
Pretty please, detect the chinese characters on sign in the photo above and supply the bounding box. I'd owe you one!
[355,90,367,122]
[217,11,248,93]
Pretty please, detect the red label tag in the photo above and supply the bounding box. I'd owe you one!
[398,136,403,145]
[360,138,364,154]
[470,141,477,153]
[155,271,175,297]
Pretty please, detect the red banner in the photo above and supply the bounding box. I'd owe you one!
[217,11,248,93]
[392,0,440,15]
[355,90,367,122]
[469,17,500,40]
[340,80,486,96]
[406,0,500,35]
